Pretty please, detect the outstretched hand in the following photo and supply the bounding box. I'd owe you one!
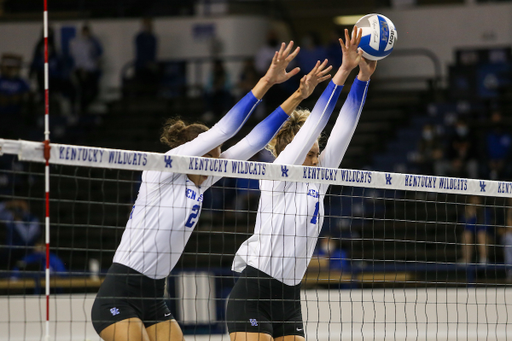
[297,59,332,100]
[339,26,363,73]
[358,57,377,81]
[262,41,301,86]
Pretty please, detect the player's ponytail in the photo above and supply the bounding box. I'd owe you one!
[160,118,209,149]
[266,109,310,157]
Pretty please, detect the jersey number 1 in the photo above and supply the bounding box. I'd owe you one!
[310,202,319,224]
[185,205,200,228]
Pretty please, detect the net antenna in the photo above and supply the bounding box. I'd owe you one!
[43,0,51,340]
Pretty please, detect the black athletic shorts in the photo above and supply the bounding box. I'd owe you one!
[91,263,173,335]
[226,266,304,338]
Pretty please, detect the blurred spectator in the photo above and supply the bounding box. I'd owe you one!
[412,124,447,175]
[0,53,31,139]
[501,198,512,282]
[134,17,159,96]
[236,58,259,98]
[485,111,511,180]
[70,24,103,114]
[11,238,67,277]
[30,26,76,114]
[445,118,479,178]
[254,29,289,111]
[236,58,265,120]
[326,29,343,70]
[0,200,41,269]
[460,195,491,265]
[254,29,280,76]
[314,234,349,271]
[295,31,327,80]
[203,59,233,122]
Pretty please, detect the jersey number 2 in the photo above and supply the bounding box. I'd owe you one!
[310,202,319,224]
[185,205,200,228]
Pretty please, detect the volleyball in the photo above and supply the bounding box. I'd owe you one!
[355,13,397,61]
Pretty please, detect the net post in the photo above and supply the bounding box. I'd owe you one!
[43,0,51,340]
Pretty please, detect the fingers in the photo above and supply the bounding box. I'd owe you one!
[285,46,300,62]
[309,60,321,74]
[282,40,295,56]
[287,66,301,79]
[278,41,298,60]
[318,74,332,83]
[319,65,333,76]
[271,51,279,65]
[318,59,331,73]
[350,26,361,45]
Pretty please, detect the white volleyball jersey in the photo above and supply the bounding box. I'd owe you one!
[113,92,289,279]
[233,79,370,285]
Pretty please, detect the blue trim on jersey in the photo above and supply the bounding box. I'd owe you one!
[348,78,369,106]
[254,106,289,144]
[216,91,261,136]
[240,106,289,152]
[274,80,343,166]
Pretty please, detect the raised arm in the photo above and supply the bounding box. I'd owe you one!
[222,60,332,161]
[274,27,363,166]
[319,56,376,169]
[171,42,300,158]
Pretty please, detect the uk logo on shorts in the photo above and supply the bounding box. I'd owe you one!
[249,319,258,326]
[110,307,120,316]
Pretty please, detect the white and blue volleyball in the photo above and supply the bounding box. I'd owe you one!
[356,13,397,61]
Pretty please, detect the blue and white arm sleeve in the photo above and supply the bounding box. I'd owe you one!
[274,80,343,165]
[221,107,289,161]
[170,91,261,157]
[319,78,369,169]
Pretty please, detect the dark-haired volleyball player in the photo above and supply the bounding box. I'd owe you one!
[226,27,377,341]
[91,41,333,341]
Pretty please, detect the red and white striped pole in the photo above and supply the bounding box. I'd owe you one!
[43,0,51,340]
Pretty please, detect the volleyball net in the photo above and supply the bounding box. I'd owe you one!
[0,138,511,341]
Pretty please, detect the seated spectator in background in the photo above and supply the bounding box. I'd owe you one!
[203,59,234,122]
[413,123,447,175]
[314,234,349,271]
[11,238,67,278]
[70,24,103,115]
[0,200,40,269]
[500,198,512,282]
[0,53,31,139]
[134,17,159,96]
[460,195,491,265]
[485,111,511,180]
[445,118,479,178]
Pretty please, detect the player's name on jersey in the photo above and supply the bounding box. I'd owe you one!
[57,146,148,166]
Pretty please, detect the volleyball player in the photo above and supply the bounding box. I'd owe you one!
[90,41,333,341]
[226,27,377,341]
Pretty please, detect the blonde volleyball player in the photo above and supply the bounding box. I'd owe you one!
[226,26,377,341]
[91,41,333,341]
